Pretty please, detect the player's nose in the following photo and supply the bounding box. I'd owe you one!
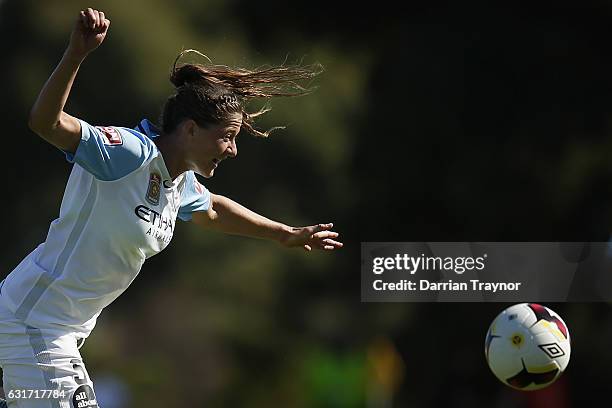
[227,139,238,158]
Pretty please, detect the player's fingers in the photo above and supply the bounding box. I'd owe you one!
[79,11,87,28]
[322,239,343,248]
[310,223,334,235]
[86,8,96,29]
[312,231,339,240]
[94,10,101,30]
[102,18,111,34]
[99,11,106,29]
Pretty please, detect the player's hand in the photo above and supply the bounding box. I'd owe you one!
[67,8,110,59]
[282,223,343,251]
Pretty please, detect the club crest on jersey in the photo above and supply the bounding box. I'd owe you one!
[95,126,123,145]
[146,172,161,205]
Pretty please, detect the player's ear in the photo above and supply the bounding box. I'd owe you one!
[179,119,198,138]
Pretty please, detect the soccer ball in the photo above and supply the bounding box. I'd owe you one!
[484,303,571,391]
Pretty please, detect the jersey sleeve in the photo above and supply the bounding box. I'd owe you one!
[64,119,155,181]
[178,171,211,221]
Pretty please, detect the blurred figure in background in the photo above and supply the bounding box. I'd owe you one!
[367,337,405,408]
[92,373,131,408]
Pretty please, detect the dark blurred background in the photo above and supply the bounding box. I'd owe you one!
[1,0,611,406]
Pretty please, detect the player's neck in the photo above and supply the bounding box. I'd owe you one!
[154,135,187,180]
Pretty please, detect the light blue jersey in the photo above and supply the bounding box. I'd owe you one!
[0,119,210,335]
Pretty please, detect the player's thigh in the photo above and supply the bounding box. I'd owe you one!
[2,362,64,407]
[0,329,97,408]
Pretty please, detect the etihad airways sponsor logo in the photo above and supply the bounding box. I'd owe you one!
[134,205,174,233]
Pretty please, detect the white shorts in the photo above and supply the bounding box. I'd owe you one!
[0,295,98,408]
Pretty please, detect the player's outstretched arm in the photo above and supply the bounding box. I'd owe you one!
[192,193,343,251]
[28,8,110,153]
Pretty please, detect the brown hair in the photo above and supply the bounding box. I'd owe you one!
[161,50,323,138]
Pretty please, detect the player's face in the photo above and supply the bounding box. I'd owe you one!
[194,112,242,178]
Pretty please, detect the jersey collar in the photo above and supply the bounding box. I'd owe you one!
[136,119,161,139]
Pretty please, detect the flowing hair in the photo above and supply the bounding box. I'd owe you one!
[161,49,323,137]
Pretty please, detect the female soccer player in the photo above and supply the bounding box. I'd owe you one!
[0,8,342,407]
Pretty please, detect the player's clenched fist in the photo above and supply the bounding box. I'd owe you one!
[68,8,110,59]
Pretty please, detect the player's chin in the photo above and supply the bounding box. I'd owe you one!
[201,166,215,178]
[198,160,218,178]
